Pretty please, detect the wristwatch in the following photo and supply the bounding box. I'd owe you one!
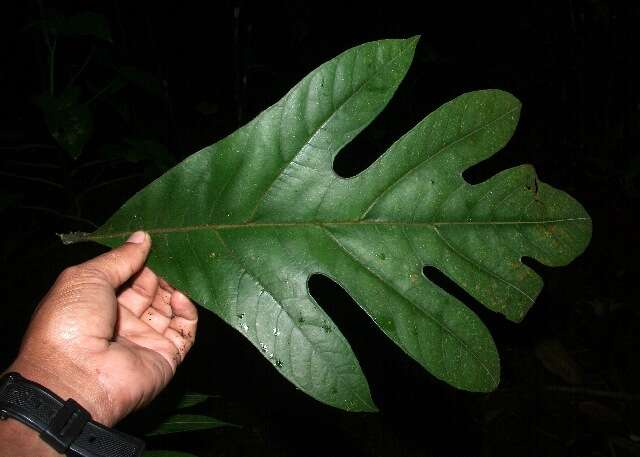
[0,372,145,457]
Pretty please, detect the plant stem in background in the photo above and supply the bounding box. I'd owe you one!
[66,46,95,90]
[49,36,56,95]
[85,79,118,105]
[0,171,64,189]
[18,206,97,228]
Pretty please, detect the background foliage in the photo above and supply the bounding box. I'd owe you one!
[0,1,637,456]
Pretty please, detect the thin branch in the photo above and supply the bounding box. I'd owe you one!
[568,0,577,34]
[66,46,96,90]
[0,171,64,189]
[0,144,57,151]
[85,79,119,105]
[49,36,57,95]
[17,205,98,228]
[72,158,123,174]
[545,385,640,401]
[78,174,143,198]
[6,160,61,170]
[36,0,52,52]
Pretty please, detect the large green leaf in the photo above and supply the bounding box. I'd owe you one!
[63,37,591,411]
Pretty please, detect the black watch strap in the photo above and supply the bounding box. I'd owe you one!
[0,372,145,457]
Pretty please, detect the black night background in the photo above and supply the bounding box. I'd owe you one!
[0,1,638,456]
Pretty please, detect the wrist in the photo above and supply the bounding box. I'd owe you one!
[0,417,60,457]
[7,355,114,426]
[1,370,146,456]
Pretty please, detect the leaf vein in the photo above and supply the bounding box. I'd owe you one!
[246,41,416,221]
[432,226,535,303]
[321,225,497,385]
[360,105,520,219]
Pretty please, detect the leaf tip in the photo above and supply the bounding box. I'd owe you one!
[480,358,501,393]
[349,401,379,414]
[405,35,421,52]
[499,89,523,111]
[466,368,501,394]
[365,404,380,413]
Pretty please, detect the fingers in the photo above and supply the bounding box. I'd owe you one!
[164,291,198,363]
[133,279,174,334]
[80,231,151,288]
[115,307,182,373]
[139,305,172,334]
[152,280,175,318]
[117,285,198,368]
[158,277,175,293]
[117,267,174,318]
[117,267,159,316]
[170,290,198,321]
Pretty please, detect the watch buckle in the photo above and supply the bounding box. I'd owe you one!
[40,398,90,453]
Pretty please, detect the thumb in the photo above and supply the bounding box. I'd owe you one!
[80,231,152,288]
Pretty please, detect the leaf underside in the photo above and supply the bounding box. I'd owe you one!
[65,37,591,412]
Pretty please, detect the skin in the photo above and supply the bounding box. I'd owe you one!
[0,231,198,456]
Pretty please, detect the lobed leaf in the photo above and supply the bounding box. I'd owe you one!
[64,37,591,411]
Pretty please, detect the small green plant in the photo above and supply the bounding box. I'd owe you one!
[143,390,234,438]
[63,37,592,412]
[140,391,235,456]
[2,10,174,230]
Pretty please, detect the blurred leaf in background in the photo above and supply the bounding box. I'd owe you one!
[145,414,238,436]
[34,88,93,159]
[99,138,175,175]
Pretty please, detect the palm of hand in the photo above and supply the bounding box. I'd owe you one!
[10,235,197,426]
[90,266,197,424]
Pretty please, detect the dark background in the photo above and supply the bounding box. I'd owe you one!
[1,1,638,456]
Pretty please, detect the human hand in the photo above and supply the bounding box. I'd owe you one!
[6,231,197,427]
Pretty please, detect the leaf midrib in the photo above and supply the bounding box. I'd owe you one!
[89,217,589,240]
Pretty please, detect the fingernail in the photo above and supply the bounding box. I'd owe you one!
[127,231,146,244]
